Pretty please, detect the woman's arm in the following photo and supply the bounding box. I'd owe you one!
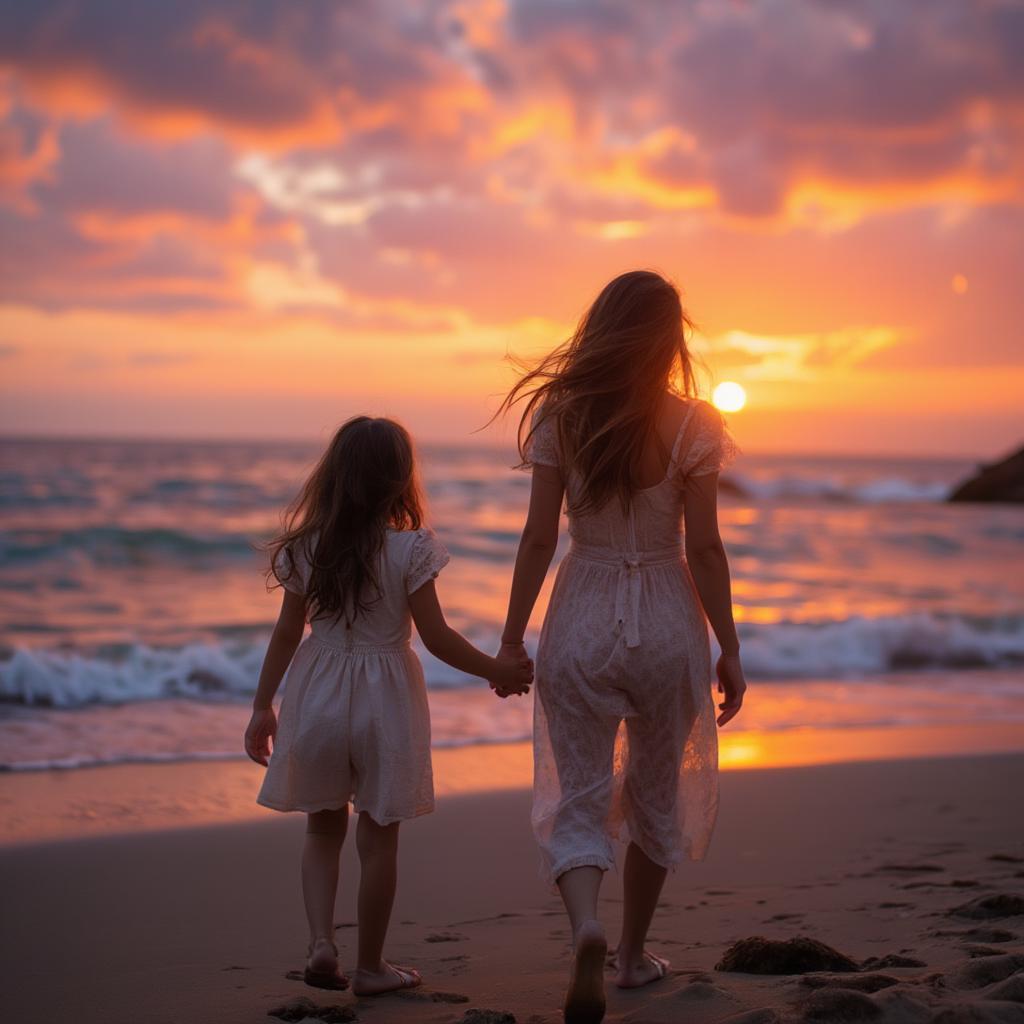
[683,472,746,726]
[408,580,533,692]
[494,463,564,689]
[244,589,306,765]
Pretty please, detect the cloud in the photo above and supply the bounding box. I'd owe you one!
[0,0,1021,373]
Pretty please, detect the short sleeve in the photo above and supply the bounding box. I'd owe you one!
[675,400,740,479]
[272,545,307,595]
[523,407,560,468]
[406,528,451,595]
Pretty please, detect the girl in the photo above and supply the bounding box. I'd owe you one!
[493,271,747,1023]
[244,416,532,997]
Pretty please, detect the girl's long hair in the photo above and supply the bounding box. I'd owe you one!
[267,416,423,624]
[496,269,698,514]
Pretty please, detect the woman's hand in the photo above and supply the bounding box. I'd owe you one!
[245,706,277,765]
[490,641,533,698]
[715,653,746,727]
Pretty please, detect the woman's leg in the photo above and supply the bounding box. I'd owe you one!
[302,807,349,975]
[559,866,608,1024]
[616,842,670,987]
[614,711,681,988]
[351,813,421,994]
[557,865,604,936]
[537,679,618,1023]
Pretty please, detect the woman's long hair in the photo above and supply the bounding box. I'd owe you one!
[267,416,423,624]
[496,270,698,513]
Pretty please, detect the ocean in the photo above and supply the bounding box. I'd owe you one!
[1,436,1022,772]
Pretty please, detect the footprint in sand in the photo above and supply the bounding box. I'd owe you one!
[269,997,356,1023]
[986,973,1024,1002]
[394,989,471,1003]
[947,954,1024,990]
[460,1010,516,1024]
[424,931,469,943]
[799,973,899,993]
[964,944,1011,958]
[451,912,522,926]
[933,927,1018,944]
[799,988,881,1022]
[718,1010,781,1024]
[949,893,1024,920]
[861,953,927,969]
[876,862,945,875]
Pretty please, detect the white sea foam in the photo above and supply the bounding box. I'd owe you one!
[2,612,1023,709]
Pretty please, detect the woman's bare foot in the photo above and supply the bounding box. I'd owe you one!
[614,949,669,989]
[351,960,422,996]
[564,919,607,1024]
[304,937,349,991]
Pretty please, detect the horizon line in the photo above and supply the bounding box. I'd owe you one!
[0,430,999,464]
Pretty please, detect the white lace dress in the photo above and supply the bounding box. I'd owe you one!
[257,527,449,824]
[528,400,738,882]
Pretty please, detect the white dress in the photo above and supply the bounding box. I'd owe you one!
[257,528,449,824]
[528,400,738,882]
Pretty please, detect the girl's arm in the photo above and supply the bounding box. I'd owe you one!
[683,471,746,726]
[244,589,306,765]
[496,463,564,669]
[408,581,533,692]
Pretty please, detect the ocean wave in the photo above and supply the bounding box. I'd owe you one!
[0,526,258,564]
[727,473,952,504]
[2,611,1023,709]
[737,613,1024,678]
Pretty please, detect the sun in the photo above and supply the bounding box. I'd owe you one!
[712,381,747,413]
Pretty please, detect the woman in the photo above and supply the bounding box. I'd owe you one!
[493,270,747,1023]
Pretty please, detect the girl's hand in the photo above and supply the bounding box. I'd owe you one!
[715,653,747,727]
[245,706,277,765]
[490,642,533,698]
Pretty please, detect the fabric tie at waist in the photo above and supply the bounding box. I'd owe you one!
[568,542,683,649]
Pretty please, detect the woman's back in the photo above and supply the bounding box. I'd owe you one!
[530,397,736,553]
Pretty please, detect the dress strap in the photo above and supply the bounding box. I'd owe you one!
[668,401,701,473]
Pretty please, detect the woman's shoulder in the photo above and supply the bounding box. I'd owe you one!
[668,393,720,425]
[670,396,738,477]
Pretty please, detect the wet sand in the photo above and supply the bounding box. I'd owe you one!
[3,752,1024,1023]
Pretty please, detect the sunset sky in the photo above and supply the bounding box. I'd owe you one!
[1,0,1022,455]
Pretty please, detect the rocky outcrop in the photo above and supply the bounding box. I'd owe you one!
[949,447,1024,503]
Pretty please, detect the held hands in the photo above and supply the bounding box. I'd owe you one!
[489,641,534,699]
[715,653,747,727]
[244,706,277,765]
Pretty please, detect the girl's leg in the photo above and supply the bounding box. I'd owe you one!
[558,866,607,1024]
[302,808,349,980]
[615,841,670,988]
[351,813,420,995]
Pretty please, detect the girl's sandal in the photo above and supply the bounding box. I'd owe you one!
[304,940,350,991]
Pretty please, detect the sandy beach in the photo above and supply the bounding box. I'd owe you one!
[3,750,1024,1024]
